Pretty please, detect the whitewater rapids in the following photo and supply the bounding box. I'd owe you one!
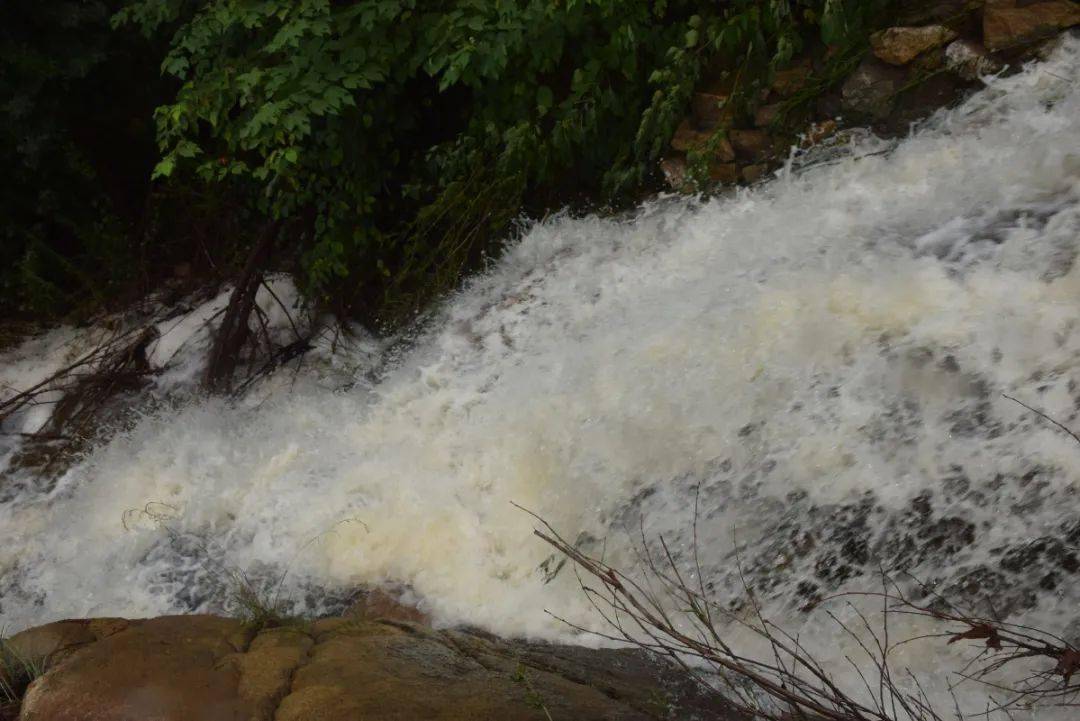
[4,36,1080,719]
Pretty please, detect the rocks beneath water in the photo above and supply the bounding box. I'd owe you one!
[690,451,1080,621]
[7,601,735,721]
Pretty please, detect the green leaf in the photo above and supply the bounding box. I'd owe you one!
[536,85,553,113]
[152,156,176,179]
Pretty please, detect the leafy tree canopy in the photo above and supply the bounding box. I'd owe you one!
[3,0,890,324]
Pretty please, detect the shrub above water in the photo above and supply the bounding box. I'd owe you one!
[109,0,890,323]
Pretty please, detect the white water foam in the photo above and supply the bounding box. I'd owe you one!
[4,37,1080,718]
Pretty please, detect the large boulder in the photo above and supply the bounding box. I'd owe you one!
[870,25,959,65]
[983,0,1080,51]
[10,614,739,721]
[18,616,251,721]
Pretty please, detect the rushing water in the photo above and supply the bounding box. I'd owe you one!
[4,37,1080,718]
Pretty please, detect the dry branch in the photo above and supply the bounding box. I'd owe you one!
[523,502,1080,720]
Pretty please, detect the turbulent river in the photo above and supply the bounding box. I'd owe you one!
[4,36,1080,719]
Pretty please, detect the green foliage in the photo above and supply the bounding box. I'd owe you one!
[228,574,297,633]
[512,662,552,719]
[112,0,893,325]
[0,1,892,324]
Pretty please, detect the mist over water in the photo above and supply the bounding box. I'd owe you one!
[4,36,1080,718]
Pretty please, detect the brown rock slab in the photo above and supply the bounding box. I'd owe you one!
[899,0,981,25]
[500,635,741,721]
[4,618,132,682]
[708,162,741,185]
[6,621,98,666]
[346,588,432,626]
[222,627,314,721]
[670,119,735,161]
[983,0,1080,51]
[670,118,709,152]
[754,103,783,128]
[19,615,250,721]
[871,25,958,65]
[729,129,774,161]
[690,92,733,129]
[771,64,812,98]
[277,622,646,721]
[12,615,740,721]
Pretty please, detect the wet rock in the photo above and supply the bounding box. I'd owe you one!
[802,119,838,147]
[815,91,844,120]
[690,92,733,129]
[1029,28,1076,59]
[841,58,907,119]
[729,129,774,161]
[888,71,968,130]
[870,25,958,65]
[19,615,250,721]
[708,162,741,184]
[911,45,950,73]
[741,164,768,184]
[983,0,1080,51]
[945,38,1003,79]
[918,517,977,558]
[345,587,431,626]
[937,567,1038,618]
[13,614,737,721]
[899,0,982,25]
[670,119,735,161]
[659,156,688,190]
[754,103,783,128]
[1000,536,1079,575]
[771,62,813,98]
[222,627,314,721]
[6,619,130,673]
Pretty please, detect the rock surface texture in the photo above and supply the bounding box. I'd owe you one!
[983,0,1080,50]
[8,610,736,721]
[870,25,959,65]
[659,0,1079,193]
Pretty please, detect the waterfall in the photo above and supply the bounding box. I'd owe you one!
[3,35,1080,720]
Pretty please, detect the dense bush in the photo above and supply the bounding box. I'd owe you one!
[2,0,892,325]
[113,0,891,323]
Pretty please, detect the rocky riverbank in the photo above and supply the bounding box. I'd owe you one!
[2,594,733,721]
[660,0,1080,191]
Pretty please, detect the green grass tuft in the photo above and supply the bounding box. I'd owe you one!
[0,631,46,720]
